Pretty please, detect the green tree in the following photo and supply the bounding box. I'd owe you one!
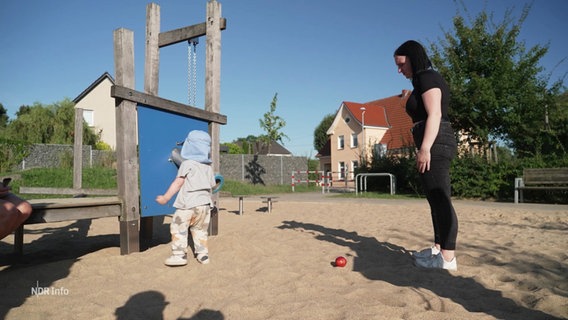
[221,142,244,154]
[50,99,99,146]
[0,103,8,128]
[313,113,335,152]
[5,99,99,145]
[6,103,55,143]
[429,3,565,158]
[259,93,288,153]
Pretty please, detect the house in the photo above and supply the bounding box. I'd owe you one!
[73,72,117,149]
[317,90,413,182]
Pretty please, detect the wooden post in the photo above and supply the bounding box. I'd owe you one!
[140,2,161,240]
[114,28,140,255]
[206,0,222,235]
[73,108,83,190]
[145,3,160,96]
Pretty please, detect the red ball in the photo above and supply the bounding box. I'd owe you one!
[335,256,347,267]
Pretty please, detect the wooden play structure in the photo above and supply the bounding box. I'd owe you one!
[14,1,227,255]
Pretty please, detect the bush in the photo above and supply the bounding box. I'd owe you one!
[363,152,567,203]
[0,139,29,172]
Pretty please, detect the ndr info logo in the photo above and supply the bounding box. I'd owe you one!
[31,281,70,297]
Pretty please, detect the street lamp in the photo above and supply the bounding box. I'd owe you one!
[360,107,366,162]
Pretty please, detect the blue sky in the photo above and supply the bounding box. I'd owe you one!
[1,0,566,157]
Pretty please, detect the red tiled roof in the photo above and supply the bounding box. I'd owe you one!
[366,90,413,150]
[343,101,389,127]
[321,90,414,156]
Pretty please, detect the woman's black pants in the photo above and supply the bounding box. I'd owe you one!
[413,122,458,250]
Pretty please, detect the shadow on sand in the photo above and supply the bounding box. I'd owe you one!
[278,220,563,320]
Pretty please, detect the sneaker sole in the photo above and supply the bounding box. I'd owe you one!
[165,261,187,266]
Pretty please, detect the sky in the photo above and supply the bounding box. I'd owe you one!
[1,0,566,157]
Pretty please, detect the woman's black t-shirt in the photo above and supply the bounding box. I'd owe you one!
[406,69,450,123]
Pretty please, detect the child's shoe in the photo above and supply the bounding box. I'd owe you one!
[165,255,187,266]
[197,253,210,264]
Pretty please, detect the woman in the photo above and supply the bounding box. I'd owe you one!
[394,40,458,270]
[0,181,32,240]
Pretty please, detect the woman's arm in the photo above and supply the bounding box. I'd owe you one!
[417,87,442,173]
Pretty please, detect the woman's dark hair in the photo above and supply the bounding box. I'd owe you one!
[394,40,432,76]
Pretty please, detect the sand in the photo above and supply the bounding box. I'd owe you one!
[0,193,567,320]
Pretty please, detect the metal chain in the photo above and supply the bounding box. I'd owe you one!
[187,43,193,105]
[192,42,197,106]
[187,40,198,106]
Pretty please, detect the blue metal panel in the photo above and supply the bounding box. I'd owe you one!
[137,104,208,217]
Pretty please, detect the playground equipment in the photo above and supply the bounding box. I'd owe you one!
[111,1,226,254]
[355,173,396,195]
[14,2,227,256]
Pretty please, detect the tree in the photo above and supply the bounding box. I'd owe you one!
[429,3,565,158]
[4,99,99,145]
[221,142,244,154]
[259,93,288,154]
[6,103,55,143]
[0,103,8,128]
[313,113,335,152]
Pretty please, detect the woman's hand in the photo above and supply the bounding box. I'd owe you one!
[416,149,431,173]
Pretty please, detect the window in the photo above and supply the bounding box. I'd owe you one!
[338,161,345,180]
[351,160,358,179]
[373,143,388,158]
[351,133,358,148]
[338,135,344,149]
[83,109,95,127]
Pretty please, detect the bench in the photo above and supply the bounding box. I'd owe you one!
[260,196,279,213]
[13,196,122,254]
[514,168,568,204]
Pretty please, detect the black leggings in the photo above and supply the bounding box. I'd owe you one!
[413,122,458,250]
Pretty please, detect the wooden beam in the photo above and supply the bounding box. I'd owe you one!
[111,85,227,124]
[145,3,160,95]
[26,197,122,224]
[206,0,222,236]
[19,187,117,196]
[113,27,140,255]
[158,18,226,48]
[73,108,83,189]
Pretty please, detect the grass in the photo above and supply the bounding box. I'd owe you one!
[2,167,117,198]
[3,167,419,200]
[220,179,320,195]
[3,167,321,198]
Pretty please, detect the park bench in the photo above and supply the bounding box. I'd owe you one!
[514,168,568,204]
[13,196,122,254]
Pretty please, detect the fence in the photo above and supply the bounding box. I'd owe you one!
[291,170,331,193]
[16,145,308,186]
[16,144,114,170]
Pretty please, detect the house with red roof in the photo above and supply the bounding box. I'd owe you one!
[317,90,413,183]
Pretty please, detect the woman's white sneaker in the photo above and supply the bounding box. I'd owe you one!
[414,253,457,271]
[412,245,440,259]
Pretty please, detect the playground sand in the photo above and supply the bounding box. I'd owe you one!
[1,194,567,320]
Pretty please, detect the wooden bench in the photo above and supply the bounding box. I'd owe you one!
[260,196,279,213]
[514,168,568,204]
[13,196,122,254]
